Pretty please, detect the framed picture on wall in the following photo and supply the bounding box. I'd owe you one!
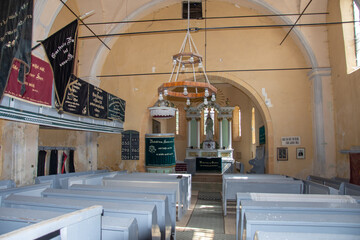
[277,147,288,161]
[296,147,305,159]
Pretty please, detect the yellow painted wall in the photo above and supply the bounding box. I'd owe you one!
[98,1,314,178]
[328,0,360,178]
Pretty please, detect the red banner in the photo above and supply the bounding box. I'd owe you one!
[5,55,53,106]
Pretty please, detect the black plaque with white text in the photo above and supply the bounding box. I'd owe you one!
[122,130,139,160]
[63,75,88,116]
[88,84,107,119]
[108,93,126,122]
[196,157,222,173]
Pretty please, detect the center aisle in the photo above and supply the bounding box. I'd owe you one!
[176,176,236,240]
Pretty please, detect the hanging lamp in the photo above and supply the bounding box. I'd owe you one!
[150,0,217,119]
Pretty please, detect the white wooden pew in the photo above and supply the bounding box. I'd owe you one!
[0,205,103,240]
[303,180,339,194]
[254,231,360,240]
[42,188,172,240]
[0,183,51,205]
[35,170,109,188]
[235,192,360,240]
[69,183,177,234]
[223,179,303,216]
[239,200,360,240]
[0,207,138,240]
[244,212,360,240]
[130,173,192,210]
[4,195,161,240]
[0,180,15,190]
[306,175,343,189]
[59,171,123,189]
[339,182,360,196]
[222,174,293,216]
[108,174,187,210]
[103,177,185,220]
[222,174,288,194]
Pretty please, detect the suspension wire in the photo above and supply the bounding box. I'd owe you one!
[280,0,313,45]
[78,20,358,39]
[96,67,319,78]
[59,0,110,50]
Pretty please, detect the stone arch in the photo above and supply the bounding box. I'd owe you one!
[140,72,275,172]
[207,73,275,173]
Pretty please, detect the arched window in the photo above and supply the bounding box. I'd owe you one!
[342,0,360,72]
[233,106,242,138]
[238,108,242,137]
[251,107,256,144]
[354,0,360,66]
[175,108,179,135]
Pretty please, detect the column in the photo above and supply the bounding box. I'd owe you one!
[218,118,223,148]
[196,118,201,149]
[308,68,336,177]
[1,121,39,186]
[227,118,232,149]
[186,118,192,148]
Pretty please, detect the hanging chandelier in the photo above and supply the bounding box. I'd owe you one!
[150,0,217,119]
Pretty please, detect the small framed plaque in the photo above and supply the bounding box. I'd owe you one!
[277,147,288,161]
[296,147,305,159]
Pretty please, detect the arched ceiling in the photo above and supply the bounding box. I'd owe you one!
[33,0,329,84]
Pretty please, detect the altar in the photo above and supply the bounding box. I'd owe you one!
[185,148,234,174]
[184,102,235,174]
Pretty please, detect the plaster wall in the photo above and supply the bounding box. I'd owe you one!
[98,1,315,178]
[27,0,336,178]
[0,120,39,186]
[328,0,360,178]
[38,129,98,172]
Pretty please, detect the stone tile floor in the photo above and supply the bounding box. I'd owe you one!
[176,188,236,240]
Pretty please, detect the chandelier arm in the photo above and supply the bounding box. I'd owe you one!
[191,62,198,93]
[189,34,200,55]
[179,32,189,53]
[168,61,178,82]
[202,69,210,83]
[188,33,193,53]
[174,55,183,82]
[192,63,197,82]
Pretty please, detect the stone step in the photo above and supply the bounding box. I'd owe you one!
[192,173,222,183]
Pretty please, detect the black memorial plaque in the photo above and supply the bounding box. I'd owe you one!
[121,132,131,160]
[130,132,139,160]
[89,84,108,119]
[196,157,222,173]
[63,76,88,116]
[122,130,139,160]
[108,93,126,122]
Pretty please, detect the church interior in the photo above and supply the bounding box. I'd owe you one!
[0,0,360,239]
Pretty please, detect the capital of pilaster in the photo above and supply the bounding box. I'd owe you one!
[307,68,331,81]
